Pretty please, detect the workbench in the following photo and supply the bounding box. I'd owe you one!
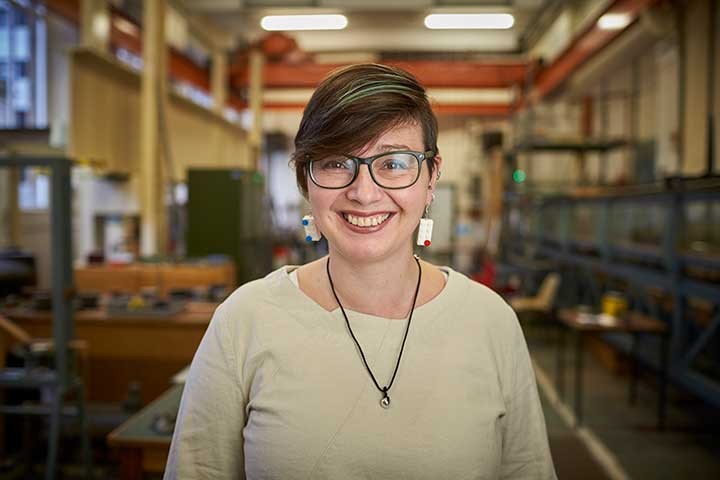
[555,308,670,429]
[0,302,216,403]
[107,383,183,480]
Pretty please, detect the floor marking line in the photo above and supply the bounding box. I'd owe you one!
[533,359,631,480]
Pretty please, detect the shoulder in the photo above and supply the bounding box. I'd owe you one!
[221,266,292,312]
[209,266,295,337]
[443,267,523,343]
[210,264,330,345]
[445,267,515,316]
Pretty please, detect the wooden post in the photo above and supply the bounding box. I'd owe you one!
[0,167,20,247]
[80,0,109,52]
[247,49,264,169]
[9,167,19,247]
[140,0,168,256]
[682,0,711,175]
[486,146,504,256]
[211,49,228,116]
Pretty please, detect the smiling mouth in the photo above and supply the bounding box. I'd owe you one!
[342,212,391,228]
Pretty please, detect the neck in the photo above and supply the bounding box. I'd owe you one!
[326,247,420,319]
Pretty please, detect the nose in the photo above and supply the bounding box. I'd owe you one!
[345,164,384,204]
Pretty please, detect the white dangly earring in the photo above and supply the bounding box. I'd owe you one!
[302,215,322,242]
[416,195,434,247]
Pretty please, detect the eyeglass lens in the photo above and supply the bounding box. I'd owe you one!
[311,153,420,188]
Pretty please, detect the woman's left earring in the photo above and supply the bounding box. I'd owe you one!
[302,215,322,242]
[416,204,433,247]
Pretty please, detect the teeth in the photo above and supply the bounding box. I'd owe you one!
[343,213,390,227]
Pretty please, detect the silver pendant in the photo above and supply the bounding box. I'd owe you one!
[380,395,391,409]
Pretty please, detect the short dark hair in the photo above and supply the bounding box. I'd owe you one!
[291,63,439,197]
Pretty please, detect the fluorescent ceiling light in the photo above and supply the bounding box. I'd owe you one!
[597,13,631,30]
[261,15,348,31]
[424,13,514,30]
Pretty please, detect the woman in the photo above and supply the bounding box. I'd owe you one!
[165,64,556,479]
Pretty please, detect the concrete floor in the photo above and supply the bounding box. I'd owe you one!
[527,327,720,480]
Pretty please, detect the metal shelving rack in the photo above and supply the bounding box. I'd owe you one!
[503,177,720,408]
[0,155,90,479]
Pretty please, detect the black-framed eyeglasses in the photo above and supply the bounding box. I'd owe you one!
[309,150,435,190]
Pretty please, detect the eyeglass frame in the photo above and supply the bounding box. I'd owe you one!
[307,150,436,190]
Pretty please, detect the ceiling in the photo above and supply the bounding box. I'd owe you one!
[177,0,555,55]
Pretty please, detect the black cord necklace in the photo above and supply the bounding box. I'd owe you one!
[326,255,422,409]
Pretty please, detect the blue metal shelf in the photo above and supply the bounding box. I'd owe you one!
[503,183,720,407]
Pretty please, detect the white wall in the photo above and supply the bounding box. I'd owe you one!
[74,169,141,263]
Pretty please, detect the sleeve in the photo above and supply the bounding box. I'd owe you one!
[499,305,558,480]
[164,303,247,479]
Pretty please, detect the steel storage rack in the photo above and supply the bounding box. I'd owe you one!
[0,154,91,479]
[502,176,720,409]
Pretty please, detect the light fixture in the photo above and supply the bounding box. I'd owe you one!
[113,17,139,37]
[260,14,348,31]
[597,13,631,30]
[424,13,514,30]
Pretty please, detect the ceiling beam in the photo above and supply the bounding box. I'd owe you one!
[230,60,528,90]
[532,0,659,99]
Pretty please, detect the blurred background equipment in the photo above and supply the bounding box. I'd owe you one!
[186,168,272,286]
[0,0,718,478]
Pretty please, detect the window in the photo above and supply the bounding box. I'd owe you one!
[18,167,49,210]
[0,0,46,129]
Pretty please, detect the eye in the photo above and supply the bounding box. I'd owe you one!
[378,154,412,170]
[317,158,352,170]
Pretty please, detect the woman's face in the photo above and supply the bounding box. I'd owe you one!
[307,122,442,265]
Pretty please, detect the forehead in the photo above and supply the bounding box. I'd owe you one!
[356,122,424,156]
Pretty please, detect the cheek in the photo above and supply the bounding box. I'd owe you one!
[307,190,337,227]
[395,189,428,219]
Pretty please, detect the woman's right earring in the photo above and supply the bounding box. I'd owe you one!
[302,215,322,242]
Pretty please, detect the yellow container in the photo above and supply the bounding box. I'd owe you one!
[602,292,628,317]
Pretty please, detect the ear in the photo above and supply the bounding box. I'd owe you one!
[426,154,443,203]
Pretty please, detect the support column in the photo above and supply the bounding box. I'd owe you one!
[247,49,264,170]
[0,167,19,247]
[211,49,227,166]
[140,0,168,256]
[80,0,109,52]
[682,0,711,175]
[211,49,228,116]
[486,146,504,256]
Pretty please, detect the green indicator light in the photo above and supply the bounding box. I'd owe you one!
[512,169,526,183]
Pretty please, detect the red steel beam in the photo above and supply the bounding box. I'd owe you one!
[264,101,510,117]
[46,0,516,116]
[534,0,657,99]
[230,60,528,89]
[46,0,80,24]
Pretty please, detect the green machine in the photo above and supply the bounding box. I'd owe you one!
[186,168,272,286]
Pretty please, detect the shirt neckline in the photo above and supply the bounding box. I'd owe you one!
[278,263,457,322]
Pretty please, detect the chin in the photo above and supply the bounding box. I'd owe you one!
[329,237,411,264]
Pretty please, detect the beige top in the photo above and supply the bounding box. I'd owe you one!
[164,266,557,479]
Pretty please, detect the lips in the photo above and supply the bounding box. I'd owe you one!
[339,211,394,233]
[343,212,391,227]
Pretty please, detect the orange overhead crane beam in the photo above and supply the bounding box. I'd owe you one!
[45,0,523,116]
[229,60,528,89]
[533,0,659,99]
[45,0,664,116]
